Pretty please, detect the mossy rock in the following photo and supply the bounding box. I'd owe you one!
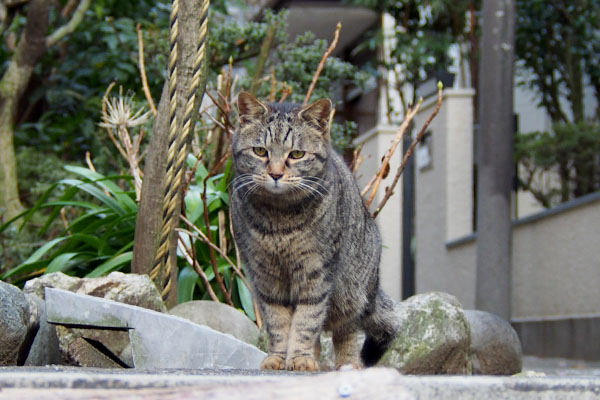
[379,292,471,374]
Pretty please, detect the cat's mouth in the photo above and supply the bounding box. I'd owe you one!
[251,174,300,196]
[263,179,290,194]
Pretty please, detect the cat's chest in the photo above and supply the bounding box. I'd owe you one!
[250,219,318,259]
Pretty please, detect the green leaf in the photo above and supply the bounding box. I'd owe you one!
[0,182,61,233]
[236,276,256,321]
[39,185,81,235]
[42,200,103,211]
[86,252,133,278]
[178,266,199,304]
[204,265,215,281]
[46,252,83,274]
[0,260,47,281]
[60,178,128,216]
[64,166,138,212]
[185,188,205,224]
[217,159,233,193]
[21,237,69,265]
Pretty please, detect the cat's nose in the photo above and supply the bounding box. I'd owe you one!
[269,173,283,181]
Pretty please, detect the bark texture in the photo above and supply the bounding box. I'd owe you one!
[132,0,209,306]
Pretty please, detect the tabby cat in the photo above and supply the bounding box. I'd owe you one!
[230,91,398,371]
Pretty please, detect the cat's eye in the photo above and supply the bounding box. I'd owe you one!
[289,150,305,159]
[253,146,267,157]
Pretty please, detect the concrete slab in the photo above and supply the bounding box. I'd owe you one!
[0,366,600,399]
[44,288,266,370]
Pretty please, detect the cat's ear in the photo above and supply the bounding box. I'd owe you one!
[299,98,333,134]
[238,91,268,125]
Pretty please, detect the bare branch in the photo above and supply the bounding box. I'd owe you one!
[363,100,422,207]
[303,22,341,106]
[176,232,220,302]
[179,216,253,292]
[46,0,91,47]
[373,85,444,218]
[61,0,79,17]
[249,22,277,95]
[136,24,158,116]
[279,83,292,103]
[269,67,277,102]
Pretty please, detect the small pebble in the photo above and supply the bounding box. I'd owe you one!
[338,383,353,398]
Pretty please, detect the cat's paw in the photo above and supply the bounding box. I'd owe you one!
[335,362,362,370]
[261,355,286,370]
[286,356,320,372]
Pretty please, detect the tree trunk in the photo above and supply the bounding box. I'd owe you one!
[475,0,516,320]
[132,0,209,307]
[0,0,90,221]
[0,0,50,220]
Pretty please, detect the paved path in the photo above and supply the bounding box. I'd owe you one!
[1,364,599,399]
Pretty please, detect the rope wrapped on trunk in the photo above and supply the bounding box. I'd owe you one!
[150,0,210,298]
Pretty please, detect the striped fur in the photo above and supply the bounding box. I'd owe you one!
[231,92,398,371]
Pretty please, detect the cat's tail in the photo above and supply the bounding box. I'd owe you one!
[360,289,399,367]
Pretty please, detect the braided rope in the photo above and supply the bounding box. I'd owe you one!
[151,0,210,298]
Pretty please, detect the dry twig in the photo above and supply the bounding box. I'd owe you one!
[179,216,253,292]
[279,84,292,103]
[269,68,277,102]
[176,233,220,302]
[303,22,342,106]
[363,100,422,207]
[372,84,444,218]
[136,23,158,116]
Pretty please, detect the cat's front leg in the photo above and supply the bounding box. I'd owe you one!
[286,298,329,371]
[260,302,293,370]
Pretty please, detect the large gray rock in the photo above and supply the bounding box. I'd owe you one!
[0,281,38,365]
[23,272,166,367]
[169,300,260,346]
[466,309,522,375]
[379,292,471,374]
[22,272,80,299]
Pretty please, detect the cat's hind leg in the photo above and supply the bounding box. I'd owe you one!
[332,328,360,369]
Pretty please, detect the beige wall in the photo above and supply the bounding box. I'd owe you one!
[437,196,600,319]
[414,89,477,308]
[511,196,600,318]
[412,89,600,319]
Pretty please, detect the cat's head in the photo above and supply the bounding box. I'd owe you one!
[232,91,332,199]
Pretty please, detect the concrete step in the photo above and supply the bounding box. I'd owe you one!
[1,366,599,399]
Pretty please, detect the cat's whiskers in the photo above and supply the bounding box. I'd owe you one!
[231,174,262,202]
[229,173,253,189]
[295,181,326,201]
[241,182,260,203]
[302,176,329,194]
[231,175,255,193]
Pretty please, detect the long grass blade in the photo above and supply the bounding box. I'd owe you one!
[85,251,133,278]
[177,265,199,304]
